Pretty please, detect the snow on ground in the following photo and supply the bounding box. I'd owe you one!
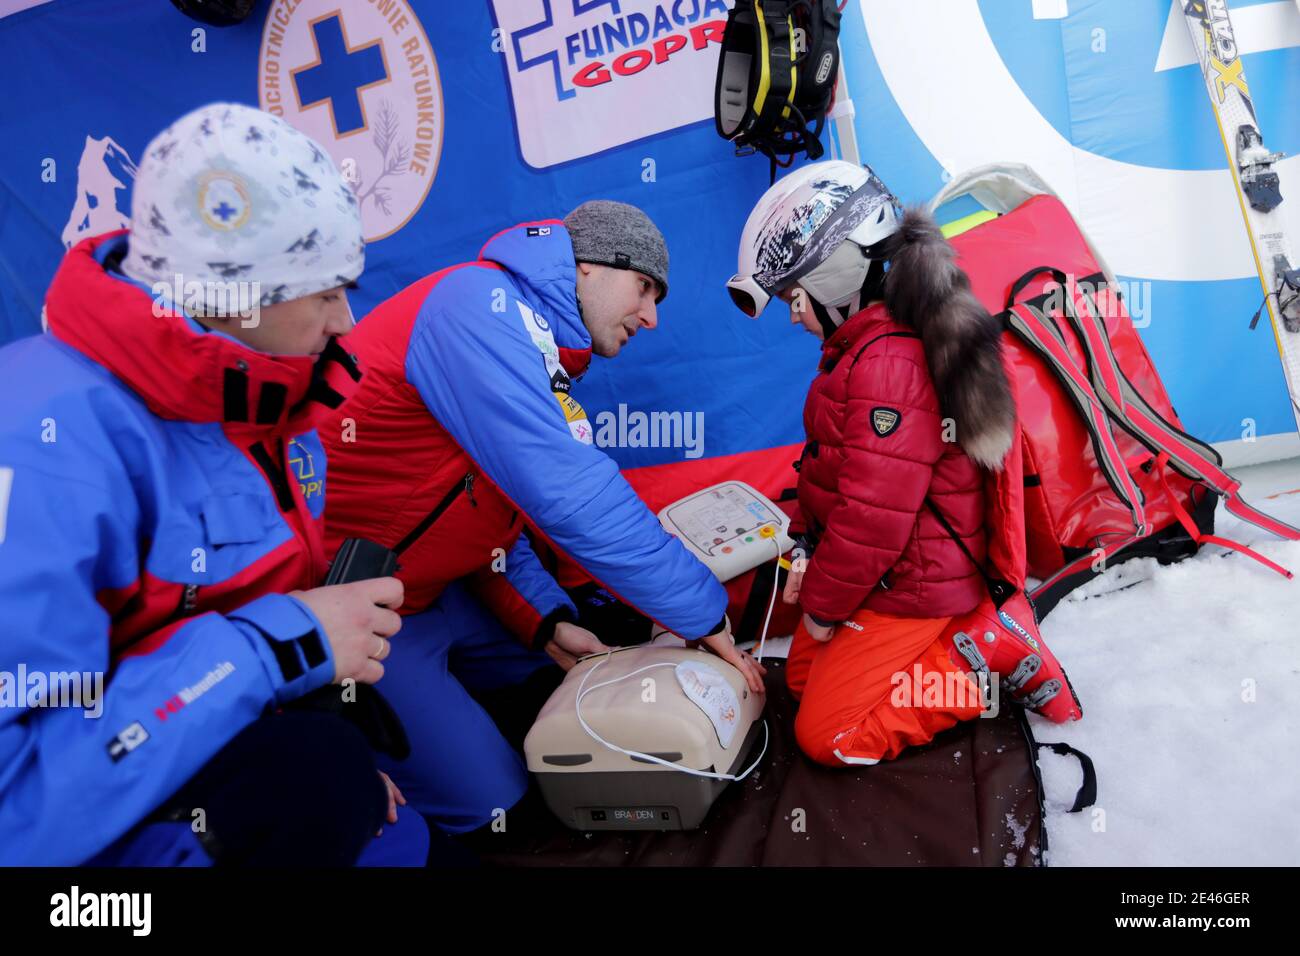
[1036,458,1300,865]
[679,459,1300,864]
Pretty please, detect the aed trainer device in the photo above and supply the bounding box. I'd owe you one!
[657,481,793,582]
[525,646,767,831]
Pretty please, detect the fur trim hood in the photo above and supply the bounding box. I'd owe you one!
[881,207,1015,469]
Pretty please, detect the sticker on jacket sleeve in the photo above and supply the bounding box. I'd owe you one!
[674,661,739,748]
[516,300,563,381]
[568,419,594,443]
[106,721,150,763]
[871,406,901,437]
[555,391,593,444]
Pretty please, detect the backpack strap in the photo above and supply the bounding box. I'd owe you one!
[848,329,921,368]
[924,498,1017,607]
[1033,739,1098,813]
[1005,265,1069,310]
[1003,300,1150,538]
[1059,279,1300,547]
[1150,452,1294,579]
[1059,277,1221,468]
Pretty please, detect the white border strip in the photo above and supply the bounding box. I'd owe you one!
[1214,432,1300,469]
[0,0,54,18]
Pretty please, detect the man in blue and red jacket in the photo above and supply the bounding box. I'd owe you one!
[0,104,426,866]
[322,201,766,835]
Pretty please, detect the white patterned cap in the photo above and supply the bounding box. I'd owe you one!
[122,102,363,311]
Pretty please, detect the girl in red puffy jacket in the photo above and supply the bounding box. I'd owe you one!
[727,162,1016,766]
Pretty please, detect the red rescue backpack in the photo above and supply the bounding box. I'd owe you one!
[937,169,1300,618]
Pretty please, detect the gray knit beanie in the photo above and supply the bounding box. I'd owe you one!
[563,200,669,303]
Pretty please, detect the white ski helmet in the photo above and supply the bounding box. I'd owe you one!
[727,160,901,320]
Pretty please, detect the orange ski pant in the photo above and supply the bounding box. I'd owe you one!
[786,607,985,767]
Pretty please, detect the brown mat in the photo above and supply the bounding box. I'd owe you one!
[480,661,1046,867]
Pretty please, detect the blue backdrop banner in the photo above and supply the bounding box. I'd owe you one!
[2,0,1297,467]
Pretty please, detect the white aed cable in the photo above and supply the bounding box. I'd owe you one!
[754,534,785,663]
[574,654,769,782]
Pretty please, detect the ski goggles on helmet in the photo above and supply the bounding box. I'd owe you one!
[726,272,775,318]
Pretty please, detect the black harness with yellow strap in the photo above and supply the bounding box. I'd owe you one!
[714,0,842,179]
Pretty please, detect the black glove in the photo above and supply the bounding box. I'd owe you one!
[566,583,653,647]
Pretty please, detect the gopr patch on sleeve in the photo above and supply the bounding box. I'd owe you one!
[871,406,902,437]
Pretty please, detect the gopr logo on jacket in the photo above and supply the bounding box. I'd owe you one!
[289,434,326,517]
